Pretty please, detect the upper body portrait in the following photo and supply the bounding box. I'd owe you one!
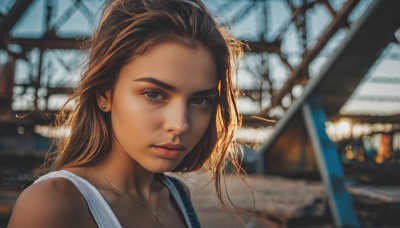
[8,0,242,227]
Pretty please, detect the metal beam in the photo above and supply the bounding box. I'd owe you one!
[268,0,360,111]
[0,0,34,47]
[329,113,400,124]
[303,98,359,227]
[257,0,400,172]
[7,37,89,50]
[6,38,294,53]
[9,37,276,52]
[314,0,400,116]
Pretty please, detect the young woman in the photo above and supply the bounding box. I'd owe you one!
[8,0,242,227]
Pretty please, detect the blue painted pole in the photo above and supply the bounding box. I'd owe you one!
[302,98,359,228]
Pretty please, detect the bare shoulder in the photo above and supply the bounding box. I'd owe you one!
[8,177,92,227]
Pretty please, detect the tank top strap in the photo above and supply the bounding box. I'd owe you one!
[34,170,121,228]
[162,176,201,228]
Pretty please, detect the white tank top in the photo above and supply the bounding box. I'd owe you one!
[34,170,193,228]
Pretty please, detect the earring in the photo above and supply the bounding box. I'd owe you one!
[101,105,107,109]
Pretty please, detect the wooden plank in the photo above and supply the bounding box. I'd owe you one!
[180,171,326,220]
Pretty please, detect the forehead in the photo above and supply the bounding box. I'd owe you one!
[119,41,218,92]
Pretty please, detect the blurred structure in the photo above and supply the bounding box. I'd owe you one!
[1,0,400,227]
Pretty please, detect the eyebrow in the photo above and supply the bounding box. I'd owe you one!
[134,77,219,95]
[134,77,176,91]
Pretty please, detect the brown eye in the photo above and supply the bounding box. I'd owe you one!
[142,90,165,101]
[190,97,214,107]
[191,97,207,105]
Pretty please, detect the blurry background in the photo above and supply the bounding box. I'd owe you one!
[1,0,400,227]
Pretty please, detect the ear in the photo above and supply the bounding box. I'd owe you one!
[96,90,112,112]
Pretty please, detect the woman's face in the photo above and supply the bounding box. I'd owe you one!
[101,41,218,172]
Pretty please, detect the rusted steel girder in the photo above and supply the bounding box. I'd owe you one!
[7,37,89,51]
[0,0,34,48]
[9,37,275,52]
[265,0,360,114]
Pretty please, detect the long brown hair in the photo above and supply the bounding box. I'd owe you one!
[50,0,243,209]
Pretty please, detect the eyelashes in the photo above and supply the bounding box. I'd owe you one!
[140,89,217,106]
[142,89,165,101]
[190,96,217,106]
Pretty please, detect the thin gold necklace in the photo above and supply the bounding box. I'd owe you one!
[95,168,164,225]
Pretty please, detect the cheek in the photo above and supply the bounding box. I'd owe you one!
[190,110,213,141]
[111,95,160,139]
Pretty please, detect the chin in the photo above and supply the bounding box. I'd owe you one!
[147,162,180,173]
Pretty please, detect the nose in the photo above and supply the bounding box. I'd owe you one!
[163,101,190,135]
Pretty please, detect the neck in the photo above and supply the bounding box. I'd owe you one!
[94,144,158,199]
